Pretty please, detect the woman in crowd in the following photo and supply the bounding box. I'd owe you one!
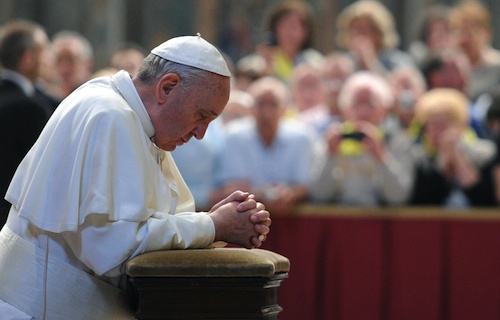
[409,88,498,206]
[237,0,323,84]
[407,4,454,68]
[335,0,415,78]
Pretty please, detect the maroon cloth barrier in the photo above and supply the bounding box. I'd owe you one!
[261,207,500,320]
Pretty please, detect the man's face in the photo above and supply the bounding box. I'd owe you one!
[345,87,386,124]
[54,39,92,89]
[253,91,284,137]
[292,72,324,111]
[151,74,230,151]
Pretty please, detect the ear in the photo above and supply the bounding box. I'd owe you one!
[157,73,180,104]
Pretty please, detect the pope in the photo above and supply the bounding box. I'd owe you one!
[0,34,271,319]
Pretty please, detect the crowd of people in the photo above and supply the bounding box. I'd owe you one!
[175,0,500,211]
[2,0,500,226]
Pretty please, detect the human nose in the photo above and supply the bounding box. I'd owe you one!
[192,123,208,140]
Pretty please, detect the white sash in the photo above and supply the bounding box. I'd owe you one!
[0,226,134,319]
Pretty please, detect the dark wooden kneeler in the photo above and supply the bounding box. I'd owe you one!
[126,248,290,319]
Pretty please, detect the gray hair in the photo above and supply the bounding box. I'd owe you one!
[52,30,94,61]
[338,71,394,111]
[136,53,210,93]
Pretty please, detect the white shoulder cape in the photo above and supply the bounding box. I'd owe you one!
[5,71,194,232]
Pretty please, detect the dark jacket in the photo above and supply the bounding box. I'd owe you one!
[0,79,53,226]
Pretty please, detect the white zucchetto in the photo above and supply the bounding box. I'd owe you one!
[151,33,231,77]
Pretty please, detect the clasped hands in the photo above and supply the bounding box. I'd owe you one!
[208,190,271,249]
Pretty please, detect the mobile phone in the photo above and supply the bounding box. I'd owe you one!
[341,132,366,141]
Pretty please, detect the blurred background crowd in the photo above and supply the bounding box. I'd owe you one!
[1,0,500,224]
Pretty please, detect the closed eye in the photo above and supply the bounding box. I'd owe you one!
[198,110,209,120]
[199,109,218,121]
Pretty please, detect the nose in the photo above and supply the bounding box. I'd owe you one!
[192,123,208,140]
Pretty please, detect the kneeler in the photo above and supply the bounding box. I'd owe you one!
[126,248,290,319]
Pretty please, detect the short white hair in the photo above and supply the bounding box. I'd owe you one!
[338,71,394,110]
[247,76,290,107]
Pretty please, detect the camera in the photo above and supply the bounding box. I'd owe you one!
[341,132,365,141]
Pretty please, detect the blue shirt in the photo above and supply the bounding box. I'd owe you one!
[220,118,315,187]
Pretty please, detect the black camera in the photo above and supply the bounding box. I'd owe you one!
[341,132,366,141]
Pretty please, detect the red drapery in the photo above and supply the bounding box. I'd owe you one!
[261,206,500,320]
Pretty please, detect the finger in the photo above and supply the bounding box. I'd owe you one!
[237,198,257,211]
[243,202,266,214]
[264,218,272,226]
[240,237,255,249]
[251,236,263,248]
[210,190,249,212]
[228,190,250,202]
[250,210,270,223]
[256,202,266,211]
[254,223,270,235]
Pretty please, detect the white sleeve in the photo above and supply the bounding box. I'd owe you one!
[62,211,215,277]
[145,211,215,252]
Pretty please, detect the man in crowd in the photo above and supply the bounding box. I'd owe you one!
[52,30,94,98]
[0,20,59,226]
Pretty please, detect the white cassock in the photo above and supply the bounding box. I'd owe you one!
[0,70,216,319]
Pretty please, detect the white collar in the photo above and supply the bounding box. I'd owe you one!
[110,70,155,138]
